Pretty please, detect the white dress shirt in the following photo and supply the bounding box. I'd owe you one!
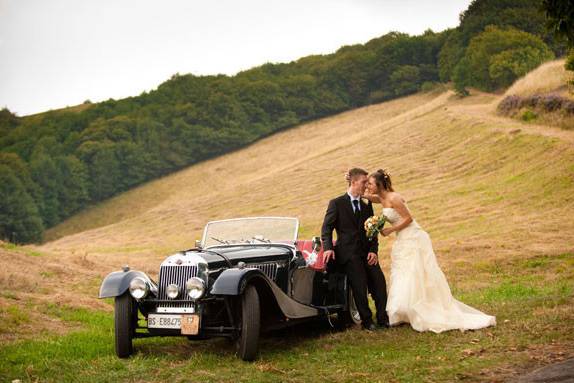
[347,191,361,213]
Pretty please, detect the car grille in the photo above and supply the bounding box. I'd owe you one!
[156,263,277,309]
[252,263,278,280]
[158,265,198,308]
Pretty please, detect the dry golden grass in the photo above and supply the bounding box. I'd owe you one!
[503,59,573,99]
[24,86,571,305]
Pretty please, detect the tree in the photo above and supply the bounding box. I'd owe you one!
[87,144,121,201]
[0,165,44,243]
[0,107,19,134]
[566,51,574,72]
[461,26,554,91]
[390,66,421,96]
[489,46,554,88]
[29,151,62,227]
[438,32,465,82]
[115,141,152,189]
[458,0,558,50]
[55,155,89,217]
[542,0,574,47]
[453,58,471,96]
[542,0,574,80]
[439,0,565,81]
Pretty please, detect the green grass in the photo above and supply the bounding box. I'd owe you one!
[0,306,30,327]
[0,241,44,257]
[1,253,573,382]
[521,109,538,122]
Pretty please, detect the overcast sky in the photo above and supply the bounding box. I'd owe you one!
[0,0,472,116]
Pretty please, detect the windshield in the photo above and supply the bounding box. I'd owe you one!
[201,217,299,248]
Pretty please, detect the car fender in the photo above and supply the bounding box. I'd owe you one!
[210,268,319,319]
[99,270,155,298]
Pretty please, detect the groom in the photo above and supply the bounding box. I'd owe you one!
[321,168,389,330]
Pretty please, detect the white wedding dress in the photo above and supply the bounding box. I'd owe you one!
[383,207,496,333]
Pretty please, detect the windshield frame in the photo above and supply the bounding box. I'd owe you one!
[200,217,300,248]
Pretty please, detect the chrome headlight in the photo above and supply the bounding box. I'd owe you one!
[166,283,180,299]
[186,277,205,300]
[129,277,149,300]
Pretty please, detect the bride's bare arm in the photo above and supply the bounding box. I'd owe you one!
[381,194,413,236]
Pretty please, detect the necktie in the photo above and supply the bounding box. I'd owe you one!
[352,199,360,220]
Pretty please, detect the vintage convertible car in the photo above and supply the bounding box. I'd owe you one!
[99,217,360,361]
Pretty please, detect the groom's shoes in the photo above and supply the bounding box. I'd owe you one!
[376,321,390,329]
[362,322,377,331]
[377,315,390,329]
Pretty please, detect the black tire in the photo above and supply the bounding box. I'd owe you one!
[236,285,260,361]
[336,287,362,328]
[114,292,137,358]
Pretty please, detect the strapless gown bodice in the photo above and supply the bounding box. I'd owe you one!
[381,206,402,224]
[380,206,496,333]
[382,207,420,238]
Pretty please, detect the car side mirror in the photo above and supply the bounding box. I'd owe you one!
[312,236,322,252]
[195,240,202,249]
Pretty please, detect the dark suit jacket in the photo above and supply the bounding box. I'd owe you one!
[321,193,378,264]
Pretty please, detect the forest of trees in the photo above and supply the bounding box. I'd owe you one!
[0,0,564,243]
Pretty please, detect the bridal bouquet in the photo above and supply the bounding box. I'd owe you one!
[364,215,386,240]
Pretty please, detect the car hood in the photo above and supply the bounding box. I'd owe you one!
[184,244,294,268]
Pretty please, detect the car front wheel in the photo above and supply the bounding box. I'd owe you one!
[114,292,137,358]
[236,284,260,361]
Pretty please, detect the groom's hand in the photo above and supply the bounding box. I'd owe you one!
[324,250,335,263]
[367,252,378,266]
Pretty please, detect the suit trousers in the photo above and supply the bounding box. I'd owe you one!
[344,256,389,325]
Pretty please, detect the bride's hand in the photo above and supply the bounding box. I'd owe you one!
[380,227,394,237]
[362,192,381,203]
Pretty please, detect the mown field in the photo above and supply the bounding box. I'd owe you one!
[1,63,573,382]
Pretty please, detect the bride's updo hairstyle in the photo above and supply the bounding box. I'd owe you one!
[370,169,394,192]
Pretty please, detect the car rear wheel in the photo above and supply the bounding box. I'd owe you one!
[236,284,260,361]
[336,286,362,327]
[114,292,137,358]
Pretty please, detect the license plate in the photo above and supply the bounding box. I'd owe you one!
[147,314,200,335]
[148,314,181,329]
[181,314,200,335]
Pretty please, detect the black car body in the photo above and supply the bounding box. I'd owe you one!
[99,217,359,360]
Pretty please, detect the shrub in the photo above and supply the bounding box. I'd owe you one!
[420,81,437,92]
[498,93,574,117]
[524,94,542,108]
[540,94,564,112]
[521,109,538,121]
[563,100,574,114]
[497,95,521,114]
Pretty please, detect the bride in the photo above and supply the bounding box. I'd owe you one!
[364,169,496,333]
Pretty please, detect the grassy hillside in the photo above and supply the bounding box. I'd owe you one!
[503,59,572,99]
[1,84,573,382]
[497,59,574,130]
